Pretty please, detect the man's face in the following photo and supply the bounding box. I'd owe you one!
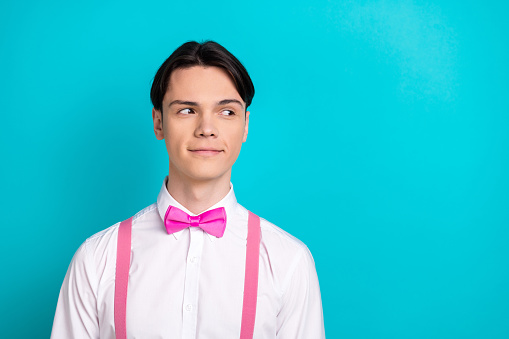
[152,66,249,184]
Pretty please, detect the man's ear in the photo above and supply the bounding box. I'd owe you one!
[242,110,250,143]
[152,107,164,140]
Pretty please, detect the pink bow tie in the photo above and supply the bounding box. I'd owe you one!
[164,205,227,238]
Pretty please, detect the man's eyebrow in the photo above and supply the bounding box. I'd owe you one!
[217,99,244,109]
[168,100,199,107]
[218,99,244,108]
[169,99,245,109]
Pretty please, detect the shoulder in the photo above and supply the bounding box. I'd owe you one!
[256,215,323,305]
[259,216,311,257]
[241,207,318,293]
[80,203,158,262]
[238,205,313,261]
[236,204,299,243]
[259,215,317,269]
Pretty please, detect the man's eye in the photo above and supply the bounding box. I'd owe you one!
[221,110,235,116]
[178,108,194,114]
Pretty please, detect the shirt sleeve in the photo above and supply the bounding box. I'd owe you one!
[51,240,100,339]
[276,246,326,339]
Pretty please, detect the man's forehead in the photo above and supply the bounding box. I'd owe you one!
[164,66,244,106]
[168,66,232,85]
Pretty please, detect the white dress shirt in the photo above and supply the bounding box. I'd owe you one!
[51,177,325,338]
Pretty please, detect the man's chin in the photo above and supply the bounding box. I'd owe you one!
[185,171,229,184]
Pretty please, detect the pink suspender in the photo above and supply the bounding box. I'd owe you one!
[114,211,261,339]
[240,211,261,339]
[114,216,132,339]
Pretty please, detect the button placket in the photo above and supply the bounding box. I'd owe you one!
[181,227,204,339]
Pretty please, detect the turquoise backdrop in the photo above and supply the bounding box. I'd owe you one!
[1,0,508,337]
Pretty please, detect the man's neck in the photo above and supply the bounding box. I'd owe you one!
[166,172,231,215]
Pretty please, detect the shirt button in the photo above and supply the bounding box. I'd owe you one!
[185,304,193,311]
[190,256,198,263]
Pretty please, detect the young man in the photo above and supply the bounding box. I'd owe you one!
[51,41,325,338]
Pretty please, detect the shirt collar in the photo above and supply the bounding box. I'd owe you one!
[156,176,238,242]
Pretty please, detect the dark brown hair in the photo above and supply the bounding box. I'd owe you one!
[150,40,255,114]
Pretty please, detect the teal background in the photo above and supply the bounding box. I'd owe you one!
[1,0,508,337]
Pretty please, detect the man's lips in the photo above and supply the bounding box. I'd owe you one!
[188,148,223,156]
[189,148,223,152]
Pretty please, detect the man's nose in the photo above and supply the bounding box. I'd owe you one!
[194,113,218,137]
